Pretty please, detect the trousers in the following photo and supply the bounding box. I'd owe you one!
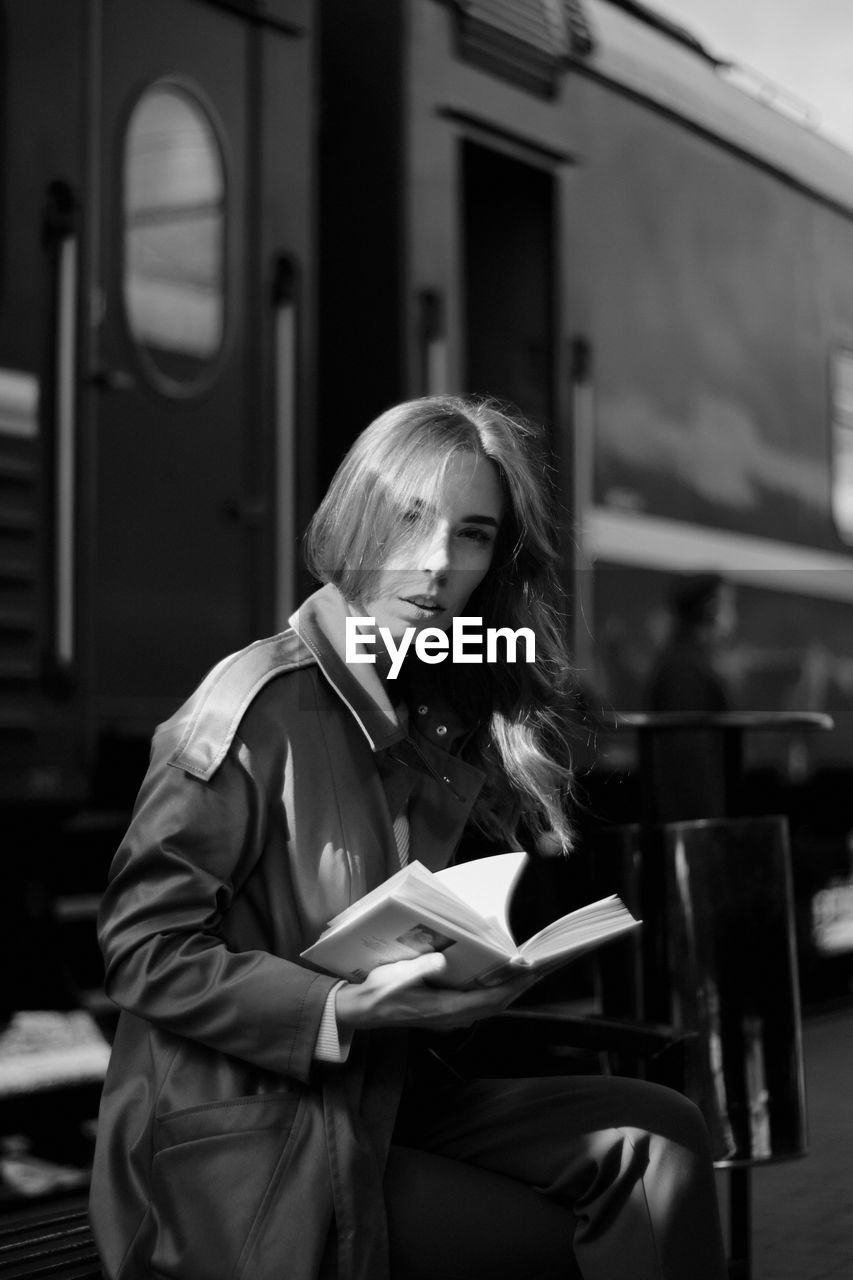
[392,1070,728,1280]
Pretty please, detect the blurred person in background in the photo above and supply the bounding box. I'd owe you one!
[647,572,736,717]
[644,571,737,819]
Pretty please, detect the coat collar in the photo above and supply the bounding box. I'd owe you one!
[167,583,480,784]
[292,586,485,868]
[289,583,476,757]
[289,585,408,752]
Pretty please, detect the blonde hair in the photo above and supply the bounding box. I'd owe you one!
[304,395,577,850]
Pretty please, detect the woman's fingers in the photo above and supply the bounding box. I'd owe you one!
[391,951,449,986]
[335,953,537,1031]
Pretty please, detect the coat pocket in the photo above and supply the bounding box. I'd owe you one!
[150,1091,302,1280]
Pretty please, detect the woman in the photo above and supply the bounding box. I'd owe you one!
[89,396,726,1280]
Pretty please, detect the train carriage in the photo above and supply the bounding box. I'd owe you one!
[321,0,853,745]
[0,0,314,814]
[317,0,853,985]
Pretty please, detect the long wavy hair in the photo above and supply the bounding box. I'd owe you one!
[304,395,577,851]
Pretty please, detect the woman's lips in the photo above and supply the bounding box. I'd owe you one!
[399,596,442,614]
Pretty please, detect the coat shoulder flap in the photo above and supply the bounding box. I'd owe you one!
[168,628,315,782]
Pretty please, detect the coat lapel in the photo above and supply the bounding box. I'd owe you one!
[292,585,486,873]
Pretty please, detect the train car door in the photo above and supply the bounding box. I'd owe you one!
[462,141,556,433]
[88,0,280,747]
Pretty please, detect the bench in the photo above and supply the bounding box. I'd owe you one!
[0,1198,101,1279]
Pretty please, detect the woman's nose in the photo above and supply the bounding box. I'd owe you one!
[421,525,451,577]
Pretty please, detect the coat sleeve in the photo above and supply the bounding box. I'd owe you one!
[97,725,338,1084]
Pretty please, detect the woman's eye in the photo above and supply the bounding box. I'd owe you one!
[459,527,492,545]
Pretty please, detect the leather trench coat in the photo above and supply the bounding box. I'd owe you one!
[89,584,485,1280]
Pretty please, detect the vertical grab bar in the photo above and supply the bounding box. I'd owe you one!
[272,254,298,631]
[44,181,80,671]
[570,335,595,672]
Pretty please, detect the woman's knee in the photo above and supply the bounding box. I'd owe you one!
[604,1077,713,1158]
[653,1087,713,1158]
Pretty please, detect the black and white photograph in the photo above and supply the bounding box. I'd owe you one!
[1,2,852,1277]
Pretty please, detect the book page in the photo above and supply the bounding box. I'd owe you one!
[394,875,511,951]
[517,896,640,966]
[435,850,527,945]
[319,857,521,953]
[321,863,432,933]
[301,895,513,987]
[318,861,506,949]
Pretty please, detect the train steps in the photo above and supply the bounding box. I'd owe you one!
[0,1198,101,1278]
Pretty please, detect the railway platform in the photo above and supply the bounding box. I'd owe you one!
[748,1002,853,1279]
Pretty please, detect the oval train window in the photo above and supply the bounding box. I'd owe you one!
[123,84,226,394]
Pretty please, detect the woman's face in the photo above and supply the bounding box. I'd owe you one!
[358,452,504,639]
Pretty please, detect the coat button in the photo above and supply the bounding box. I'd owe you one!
[436,724,448,736]
[417,704,428,715]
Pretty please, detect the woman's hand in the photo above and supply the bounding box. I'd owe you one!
[334,952,537,1032]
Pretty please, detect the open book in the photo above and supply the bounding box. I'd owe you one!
[301,851,640,989]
